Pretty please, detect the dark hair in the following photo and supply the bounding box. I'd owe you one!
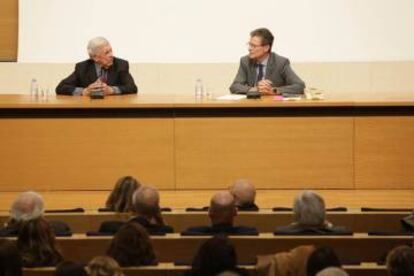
[54,261,87,276]
[17,217,63,267]
[386,245,414,276]
[0,239,23,276]
[191,235,239,276]
[106,176,140,212]
[306,246,341,276]
[107,222,157,267]
[250,28,274,51]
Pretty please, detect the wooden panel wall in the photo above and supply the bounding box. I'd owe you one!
[0,0,18,61]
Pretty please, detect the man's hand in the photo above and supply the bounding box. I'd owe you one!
[101,83,114,95]
[82,80,103,96]
[257,79,274,95]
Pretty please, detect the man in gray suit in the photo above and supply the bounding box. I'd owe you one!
[230,28,305,96]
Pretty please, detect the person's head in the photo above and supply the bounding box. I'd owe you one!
[307,246,341,276]
[106,176,141,212]
[386,245,414,276]
[132,186,161,220]
[293,190,326,227]
[209,191,237,225]
[248,28,274,61]
[87,37,114,69]
[191,235,238,276]
[17,217,62,267]
[87,256,124,276]
[10,191,44,224]
[316,267,349,276]
[0,239,23,276]
[106,222,157,267]
[230,179,256,207]
[54,261,88,276]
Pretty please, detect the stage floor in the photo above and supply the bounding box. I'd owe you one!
[1,190,413,211]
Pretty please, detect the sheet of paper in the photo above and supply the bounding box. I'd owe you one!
[215,95,247,101]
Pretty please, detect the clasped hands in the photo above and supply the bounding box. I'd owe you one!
[257,79,276,95]
[82,79,114,96]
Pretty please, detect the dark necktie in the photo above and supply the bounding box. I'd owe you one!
[100,69,108,83]
[256,64,264,83]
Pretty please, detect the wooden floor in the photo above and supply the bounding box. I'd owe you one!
[1,190,414,211]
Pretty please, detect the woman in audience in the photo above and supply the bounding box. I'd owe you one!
[54,260,88,276]
[386,245,414,276]
[306,246,342,276]
[17,217,63,267]
[106,222,157,266]
[275,190,351,235]
[105,176,141,212]
[188,235,248,276]
[87,256,124,276]
[0,239,23,276]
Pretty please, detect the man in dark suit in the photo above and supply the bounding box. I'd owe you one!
[56,37,137,96]
[275,190,351,235]
[98,186,173,235]
[182,191,258,235]
[230,179,259,211]
[0,191,71,237]
[229,28,305,96]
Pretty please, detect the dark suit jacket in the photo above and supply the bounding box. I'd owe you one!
[56,58,138,95]
[98,216,174,235]
[182,223,258,236]
[275,223,352,235]
[0,220,72,237]
[229,52,305,95]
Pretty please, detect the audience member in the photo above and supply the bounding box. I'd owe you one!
[105,176,141,212]
[99,186,173,235]
[230,179,258,211]
[275,190,351,235]
[106,222,157,267]
[0,239,23,276]
[386,245,414,276]
[54,260,88,276]
[0,191,71,237]
[187,235,248,276]
[87,256,124,276]
[182,191,258,235]
[256,245,315,276]
[316,267,349,276]
[306,246,342,276]
[17,217,63,267]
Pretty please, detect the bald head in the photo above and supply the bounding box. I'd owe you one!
[316,267,349,276]
[10,191,44,222]
[230,179,256,207]
[133,186,160,218]
[209,191,236,225]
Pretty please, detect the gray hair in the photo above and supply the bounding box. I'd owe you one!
[87,37,109,58]
[10,191,44,221]
[316,267,349,276]
[293,190,325,226]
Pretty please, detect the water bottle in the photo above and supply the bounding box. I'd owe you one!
[195,78,204,99]
[30,78,39,99]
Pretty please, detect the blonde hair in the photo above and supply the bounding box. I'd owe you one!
[87,256,123,276]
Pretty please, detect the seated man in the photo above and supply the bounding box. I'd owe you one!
[99,186,173,235]
[0,191,71,237]
[56,37,137,96]
[275,190,351,235]
[230,179,258,211]
[182,191,258,235]
[229,28,305,96]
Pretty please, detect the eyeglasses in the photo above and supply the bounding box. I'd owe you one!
[247,42,264,49]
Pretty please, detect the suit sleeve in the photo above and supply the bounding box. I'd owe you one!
[117,61,138,94]
[276,59,305,95]
[55,64,81,95]
[229,58,252,94]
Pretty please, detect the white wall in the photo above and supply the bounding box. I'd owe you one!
[19,0,414,63]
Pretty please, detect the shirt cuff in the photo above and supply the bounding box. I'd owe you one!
[112,86,121,94]
[73,87,83,96]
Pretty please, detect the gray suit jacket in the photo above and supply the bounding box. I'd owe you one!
[229,52,305,95]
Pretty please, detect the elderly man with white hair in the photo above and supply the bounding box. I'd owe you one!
[56,36,137,96]
[0,191,71,237]
[274,190,351,235]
